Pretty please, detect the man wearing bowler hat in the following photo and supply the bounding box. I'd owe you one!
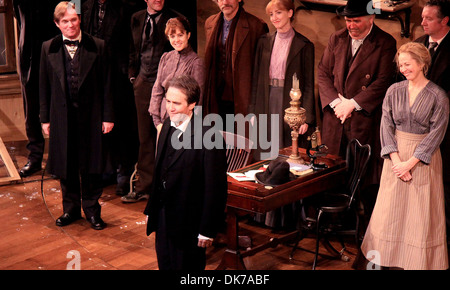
[317,0,397,220]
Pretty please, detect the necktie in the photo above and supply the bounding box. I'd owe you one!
[145,12,161,44]
[428,42,438,58]
[64,40,79,59]
[63,40,79,46]
[98,1,106,27]
[352,39,363,56]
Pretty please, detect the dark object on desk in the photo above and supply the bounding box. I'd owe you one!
[219,147,346,269]
[307,142,329,170]
[290,138,371,270]
[255,159,296,187]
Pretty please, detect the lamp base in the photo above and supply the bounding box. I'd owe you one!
[287,156,305,164]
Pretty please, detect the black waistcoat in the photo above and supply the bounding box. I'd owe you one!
[64,46,81,106]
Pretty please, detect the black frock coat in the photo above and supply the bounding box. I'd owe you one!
[39,32,114,179]
[144,115,228,244]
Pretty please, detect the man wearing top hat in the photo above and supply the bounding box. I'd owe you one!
[317,0,397,219]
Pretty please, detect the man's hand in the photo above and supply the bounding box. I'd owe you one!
[198,237,213,248]
[298,123,308,135]
[102,122,114,134]
[334,94,354,124]
[42,123,50,136]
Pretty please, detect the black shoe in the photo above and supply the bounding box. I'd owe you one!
[115,175,130,196]
[88,216,106,230]
[55,213,82,227]
[19,161,42,177]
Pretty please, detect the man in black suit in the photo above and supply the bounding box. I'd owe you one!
[12,0,60,177]
[122,0,180,203]
[415,0,450,249]
[144,75,228,270]
[82,0,139,195]
[40,1,114,230]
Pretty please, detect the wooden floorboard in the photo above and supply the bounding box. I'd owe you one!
[0,140,358,271]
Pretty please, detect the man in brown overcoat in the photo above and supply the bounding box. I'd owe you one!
[203,0,268,118]
[318,0,397,219]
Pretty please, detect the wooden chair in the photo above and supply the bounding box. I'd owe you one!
[220,131,254,172]
[290,139,371,269]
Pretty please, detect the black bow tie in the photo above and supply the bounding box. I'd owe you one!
[64,40,79,46]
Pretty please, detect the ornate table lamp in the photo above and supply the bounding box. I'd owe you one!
[284,73,306,164]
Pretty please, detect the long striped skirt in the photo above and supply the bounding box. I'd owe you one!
[361,130,448,270]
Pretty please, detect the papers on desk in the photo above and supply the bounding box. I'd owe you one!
[227,170,263,182]
[288,162,314,176]
[228,162,313,182]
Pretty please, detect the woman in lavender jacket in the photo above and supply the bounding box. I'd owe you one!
[149,17,205,134]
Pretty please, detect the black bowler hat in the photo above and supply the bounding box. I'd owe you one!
[255,159,296,187]
[337,0,373,17]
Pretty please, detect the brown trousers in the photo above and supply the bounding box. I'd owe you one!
[133,75,157,194]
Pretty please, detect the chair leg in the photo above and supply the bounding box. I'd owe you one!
[355,211,361,247]
[289,231,301,260]
[338,234,346,253]
[313,210,323,270]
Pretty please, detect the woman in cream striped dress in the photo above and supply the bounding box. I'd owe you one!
[361,42,449,270]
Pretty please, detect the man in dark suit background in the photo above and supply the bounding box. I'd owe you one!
[122,0,180,203]
[415,0,450,250]
[82,0,140,195]
[144,75,227,270]
[12,0,60,177]
[318,0,397,222]
[40,1,114,230]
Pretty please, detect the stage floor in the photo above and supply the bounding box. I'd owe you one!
[0,140,357,270]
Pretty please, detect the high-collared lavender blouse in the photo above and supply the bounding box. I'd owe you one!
[149,45,205,127]
[269,27,295,80]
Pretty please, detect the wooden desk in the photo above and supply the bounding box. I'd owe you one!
[217,147,346,270]
[298,0,416,38]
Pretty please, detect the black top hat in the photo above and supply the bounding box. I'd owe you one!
[255,159,296,187]
[337,0,373,17]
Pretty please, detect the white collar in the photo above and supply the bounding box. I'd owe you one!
[428,29,450,46]
[170,112,193,134]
